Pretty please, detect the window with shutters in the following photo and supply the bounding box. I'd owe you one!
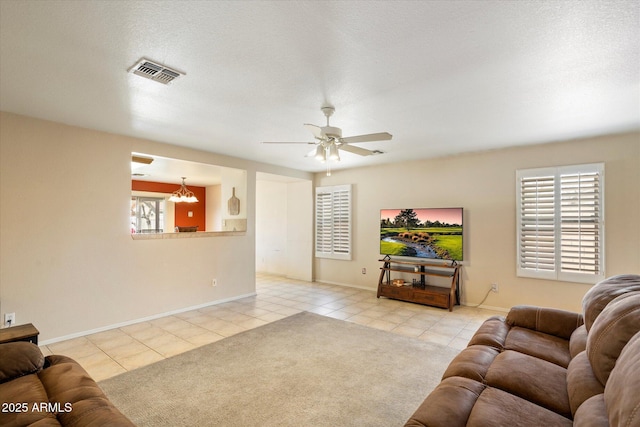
[315,184,352,260]
[516,163,604,284]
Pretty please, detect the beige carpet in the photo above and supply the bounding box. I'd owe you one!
[99,312,459,427]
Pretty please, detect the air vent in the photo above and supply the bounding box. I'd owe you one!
[129,58,184,85]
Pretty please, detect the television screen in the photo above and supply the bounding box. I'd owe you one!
[380,208,463,261]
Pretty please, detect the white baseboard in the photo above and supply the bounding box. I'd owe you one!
[460,302,509,312]
[258,272,375,292]
[314,279,376,292]
[39,292,257,346]
[311,278,509,312]
[322,281,509,312]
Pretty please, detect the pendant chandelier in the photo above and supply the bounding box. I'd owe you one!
[169,177,198,203]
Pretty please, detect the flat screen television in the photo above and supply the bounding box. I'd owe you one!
[380,208,463,261]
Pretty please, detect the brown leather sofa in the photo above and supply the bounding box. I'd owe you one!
[405,274,640,427]
[0,341,134,426]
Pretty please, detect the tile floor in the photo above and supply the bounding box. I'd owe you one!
[40,273,504,382]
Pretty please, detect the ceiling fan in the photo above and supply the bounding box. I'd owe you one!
[263,106,392,174]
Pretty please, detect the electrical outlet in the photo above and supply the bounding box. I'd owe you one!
[362,268,366,274]
[491,283,499,293]
[4,312,16,327]
[212,278,217,287]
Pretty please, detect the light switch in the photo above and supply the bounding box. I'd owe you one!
[188,211,193,217]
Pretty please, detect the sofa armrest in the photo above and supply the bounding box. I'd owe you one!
[506,306,583,340]
[39,354,135,426]
[404,377,487,427]
[0,342,44,384]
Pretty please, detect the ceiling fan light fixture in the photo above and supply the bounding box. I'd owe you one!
[169,177,198,203]
[315,145,327,162]
[328,143,340,161]
[262,105,392,167]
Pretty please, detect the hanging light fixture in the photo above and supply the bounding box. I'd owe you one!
[328,142,340,161]
[313,141,341,176]
[169,177,198,203]
[314,144,326,162]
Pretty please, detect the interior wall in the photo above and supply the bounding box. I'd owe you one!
[314,132,640,312]
[0,112,312,342]
[256,180,288,275]
[206,185,222,232]
[255,176,313,281]
[286,180,313,282]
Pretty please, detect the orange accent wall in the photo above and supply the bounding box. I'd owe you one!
[132,180,206,231]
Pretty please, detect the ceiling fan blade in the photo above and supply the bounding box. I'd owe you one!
[339,144,377,156]
[262,141,316,144]
[340,132,392,144]
[303,123,326,140]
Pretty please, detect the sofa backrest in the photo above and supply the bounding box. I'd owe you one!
[582,274,640,331]
[604,331,640,427]
[586,291,640,386]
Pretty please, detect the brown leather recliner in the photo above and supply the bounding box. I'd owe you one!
[0,341,134,426]
[405,274,640,427]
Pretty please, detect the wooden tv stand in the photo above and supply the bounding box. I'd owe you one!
[377,258,460,311]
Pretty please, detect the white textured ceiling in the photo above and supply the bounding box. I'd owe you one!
[1,1,638,174]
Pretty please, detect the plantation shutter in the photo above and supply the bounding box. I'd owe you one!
[517,163,604,284]
[315,190,333,255]
[559,166,603,277]
[518,172,556,277]
[315,185,351,260]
